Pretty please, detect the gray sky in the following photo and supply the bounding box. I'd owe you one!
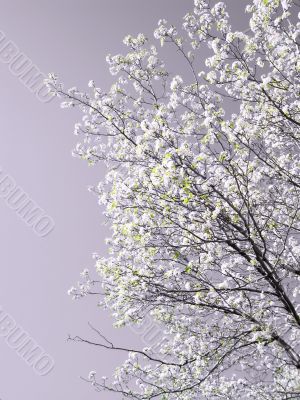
[0,1,248,399]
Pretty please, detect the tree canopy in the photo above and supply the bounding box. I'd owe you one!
[47,0,300,398]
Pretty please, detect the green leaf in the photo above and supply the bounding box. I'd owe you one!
[218,152,227,162]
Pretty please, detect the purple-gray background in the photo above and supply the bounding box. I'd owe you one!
[0,1,247,399]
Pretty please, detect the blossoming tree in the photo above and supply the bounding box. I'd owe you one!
[47,0,300,398]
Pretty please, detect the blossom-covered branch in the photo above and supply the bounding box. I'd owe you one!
[48,0,300,398]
